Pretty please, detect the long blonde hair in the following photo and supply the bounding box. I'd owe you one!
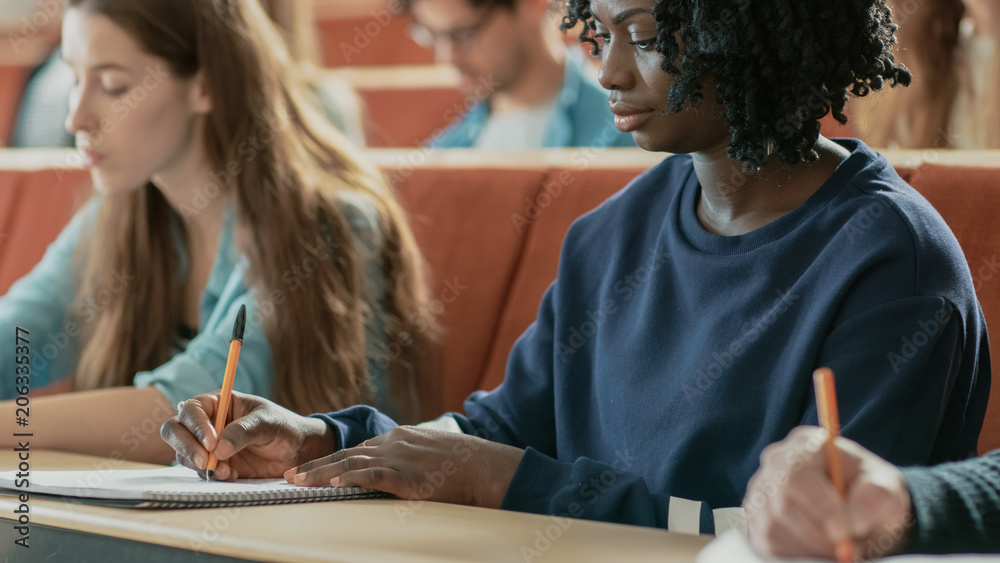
[67,0,439,422]
[257,0,320,65]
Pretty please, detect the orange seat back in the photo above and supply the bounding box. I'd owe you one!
[361,87,465,147]
[318,17,432,67]
[388,166,549,409]
[0,167,91,293]
[0,65,32,147]
[908,164,1000,455]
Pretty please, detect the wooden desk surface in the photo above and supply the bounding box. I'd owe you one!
[0,451,710,562]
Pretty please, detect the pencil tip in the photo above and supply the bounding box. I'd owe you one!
[232,304,246,342]
[205,470,214,482]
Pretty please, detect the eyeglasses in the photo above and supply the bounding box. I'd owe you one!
[407,5,500,52]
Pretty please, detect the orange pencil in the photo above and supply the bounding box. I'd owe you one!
[205,304,246,481]
[813,367,853,563]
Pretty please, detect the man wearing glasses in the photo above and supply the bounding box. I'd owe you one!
[404,0,634,149]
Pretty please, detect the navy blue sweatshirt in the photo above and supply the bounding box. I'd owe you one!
[313,140,989,534]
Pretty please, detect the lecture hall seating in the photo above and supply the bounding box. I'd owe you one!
[321,65,466,147]
[0,2,605,149]
[0,20,53,148]
[314,0,434,67]
[0,66,31,147]
[312,0,583,67]
[0,149,999,454]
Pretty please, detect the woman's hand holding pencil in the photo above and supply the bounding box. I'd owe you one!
[743,426,914,560]
[163,390,338,481]
[162,304,337,481]
[204,304,248,481]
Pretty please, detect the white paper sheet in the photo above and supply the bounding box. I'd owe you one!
[0,465,301,500]
[698,530,1000,563]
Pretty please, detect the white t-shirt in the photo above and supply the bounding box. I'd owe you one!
[474,100,556,150]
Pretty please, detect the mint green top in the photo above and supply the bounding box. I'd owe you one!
[0,193,395,417]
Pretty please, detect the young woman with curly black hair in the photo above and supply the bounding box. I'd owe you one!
[161,0,990,536]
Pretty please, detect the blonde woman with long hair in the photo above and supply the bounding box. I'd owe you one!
[0,0,437,464]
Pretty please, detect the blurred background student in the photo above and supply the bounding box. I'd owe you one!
[850,0,1000,149]
[7,0,365,149]
[952,0,1000,148]
[0,0,436,464]
[404,0,635,149]
[4,0,74,148]
[6,0,1000,152]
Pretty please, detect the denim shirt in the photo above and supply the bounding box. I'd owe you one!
[0,194,393,416]
[428,53,636,149]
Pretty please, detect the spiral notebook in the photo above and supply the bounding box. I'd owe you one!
[0,465,389,509]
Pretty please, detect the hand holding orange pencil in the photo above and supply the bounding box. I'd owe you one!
[206,304,247,481]
[745,369,915,560]
[813,367,853,563]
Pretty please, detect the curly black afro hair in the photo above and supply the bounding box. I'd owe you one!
[562,0,912,168]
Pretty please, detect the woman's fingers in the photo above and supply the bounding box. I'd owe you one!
[748,471,844,558]
[284,446,375,481]
[285,438,385,480]
[175,396,221,450]
[161,393,242,474]
[214,409,274,460]
[773,481,842,557]
[161,413,211,470]
[291,455,388,487]
[331,466,405,496]
[282,430,402,486]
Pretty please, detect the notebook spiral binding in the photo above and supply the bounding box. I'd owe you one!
[137,486,391,509]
